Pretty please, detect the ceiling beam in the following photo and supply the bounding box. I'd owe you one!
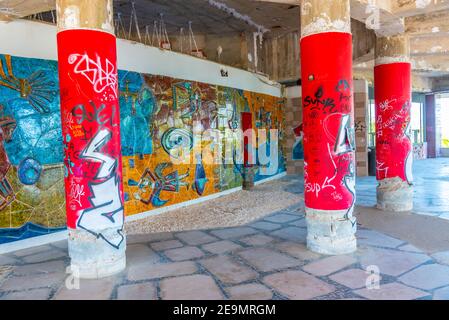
[410,34,449,57]
[406,9,449,36]
[254,0,402,36]
[391,0,449,17]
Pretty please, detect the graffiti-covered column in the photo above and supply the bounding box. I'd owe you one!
[375,35,413,212]
[56,0,126,279]
[301,0,357,255]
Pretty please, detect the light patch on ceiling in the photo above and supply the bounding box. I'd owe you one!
[206,0,270,33]
[416,0,432,9]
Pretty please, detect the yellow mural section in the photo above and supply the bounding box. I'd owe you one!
[122,75,285,217]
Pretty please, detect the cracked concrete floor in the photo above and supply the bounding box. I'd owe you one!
[1,172,449,299]
[1,211,449,300]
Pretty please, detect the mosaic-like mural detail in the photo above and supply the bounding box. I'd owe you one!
[0,54,286,244]
[0,55,66,244]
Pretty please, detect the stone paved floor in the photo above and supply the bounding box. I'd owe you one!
[1,204,449,300]
[356,158,449,219]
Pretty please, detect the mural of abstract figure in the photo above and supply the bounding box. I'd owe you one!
[0,55,56,114]
[119,72,155,157]
[173,82,202,119]
[292,124,304,160]
[0,109,16,210]
[135,162,190,207]
[192,154,208,196]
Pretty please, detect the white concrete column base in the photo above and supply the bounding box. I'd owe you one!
[305,208,357,255]
[377,178,413,212]
[68,228,126,279]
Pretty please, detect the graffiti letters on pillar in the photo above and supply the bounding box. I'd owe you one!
[374,62,412,185]
[376,100,413,183]
[67,109,124,248]
[304,86,336,114]
[300,32,356,214]
[58,30,124,249]
[68,53,118,100]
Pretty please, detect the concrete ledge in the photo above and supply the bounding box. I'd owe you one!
[0,230,68,255]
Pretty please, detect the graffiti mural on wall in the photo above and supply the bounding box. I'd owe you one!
[0,53,286,244]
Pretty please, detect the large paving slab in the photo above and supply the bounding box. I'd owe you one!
[200,256,258,285]
[359,247,430,277]
[237,248,301,272]
[128,261,198,281]
[175,231,218,246]
[354,283,430,300]
[263,271,336,300]
[53,278,117,300]
[226,284,273,300]
[210,227,258,240]
[117,283,157,300]
[201,240,242,254]
[329,268,377,290]
[399,264,449,290]
[160,275,224,300]
[303,255,357,277]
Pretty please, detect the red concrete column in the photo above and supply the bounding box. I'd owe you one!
[56,0,126,279]
[300,0,357,255]
[374,35,413,212]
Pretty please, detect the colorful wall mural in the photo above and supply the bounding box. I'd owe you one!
[0,54,286,244]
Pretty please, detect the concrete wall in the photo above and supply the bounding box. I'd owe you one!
[168,32,261,72]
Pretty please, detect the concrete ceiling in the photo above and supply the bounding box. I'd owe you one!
[1,0,449,90]
[113,0,300,36]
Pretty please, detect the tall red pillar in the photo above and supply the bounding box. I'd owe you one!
[374,35,413,212]
[301,0,357,255]
[56,0,126,279]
